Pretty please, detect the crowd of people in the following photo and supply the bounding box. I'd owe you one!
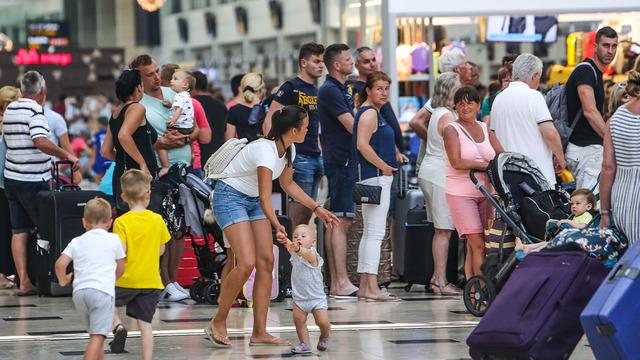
[0,24,639,357]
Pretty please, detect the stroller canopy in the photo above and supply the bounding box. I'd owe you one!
[487,152,552,211]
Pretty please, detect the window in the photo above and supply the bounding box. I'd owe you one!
[191,0,210,9]
[177,18,189,43]
[205,12,217,38]
[171,0,182,13]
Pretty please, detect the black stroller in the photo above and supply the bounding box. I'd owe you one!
[462,152,570,316]
[176,172,227,305]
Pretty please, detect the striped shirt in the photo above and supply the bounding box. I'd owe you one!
[3,98,52,182]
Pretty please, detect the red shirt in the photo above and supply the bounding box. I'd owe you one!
[191,98,210,169]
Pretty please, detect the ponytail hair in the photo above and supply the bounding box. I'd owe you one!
[267,105,308,166]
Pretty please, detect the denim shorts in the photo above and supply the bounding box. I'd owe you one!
[324,160,356,218]
[293,154,324,199]
[4,178,51,234]
[213,181,266,230]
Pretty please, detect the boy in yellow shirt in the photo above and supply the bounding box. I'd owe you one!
[110,169,171,360]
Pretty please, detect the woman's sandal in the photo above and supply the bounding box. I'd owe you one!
[365,293,402,302]
[109,323,128,353]
[205,325,231,348]
[431,283,462,296]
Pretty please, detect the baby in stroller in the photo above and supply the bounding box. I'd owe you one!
[515,188,597,254]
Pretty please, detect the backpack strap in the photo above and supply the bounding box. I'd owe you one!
[566,61,600,137]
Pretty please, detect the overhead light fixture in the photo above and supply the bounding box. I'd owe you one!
[348,0,381,9]
[137,0,165,12]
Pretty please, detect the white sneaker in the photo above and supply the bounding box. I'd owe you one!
[164,283,189,301]
[173,282,189,296]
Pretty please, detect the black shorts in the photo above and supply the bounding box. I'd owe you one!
[115,287,161,323]
[4,178,51,234]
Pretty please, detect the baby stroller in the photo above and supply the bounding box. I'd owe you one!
[176,172,227,304]
[463,152,570,316]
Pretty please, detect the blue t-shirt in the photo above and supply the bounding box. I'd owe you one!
[318,76,354,165]
[353,80,403,150]
[274,77,320,157]
[353,106,397,180]
[91,129,108,173]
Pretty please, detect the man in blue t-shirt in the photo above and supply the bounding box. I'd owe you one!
[318,43,359,298]
[263,42,325,230]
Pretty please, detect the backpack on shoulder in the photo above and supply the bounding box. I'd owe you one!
[545,62,598,147]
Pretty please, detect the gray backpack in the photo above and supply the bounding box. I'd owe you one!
[545,62,598,147]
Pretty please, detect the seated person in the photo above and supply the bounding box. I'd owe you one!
[545,188,596,232]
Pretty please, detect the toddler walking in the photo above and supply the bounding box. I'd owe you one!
[55,198,126,360]
[284,224,331,354]
[158,69,198,177]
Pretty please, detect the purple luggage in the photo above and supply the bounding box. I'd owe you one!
[467,251,608,360]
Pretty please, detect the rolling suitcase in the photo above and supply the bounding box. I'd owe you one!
[393,188,424,276]
[580,240,640,360]
[467,251,608,360]
[35,161,106,296]
[403,205,458,291]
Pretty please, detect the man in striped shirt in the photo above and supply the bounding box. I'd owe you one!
[3,71,78,296]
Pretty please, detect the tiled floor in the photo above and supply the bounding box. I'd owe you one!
[0,285,595,359]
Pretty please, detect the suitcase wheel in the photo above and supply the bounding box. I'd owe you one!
[203,282,220,305]
[190,280,206,303]
[404,283,412,292]
[463,275,496,317]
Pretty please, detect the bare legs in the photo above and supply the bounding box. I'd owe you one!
[465,233,485,279]
[324,218,357,296]
[11,232,33,292]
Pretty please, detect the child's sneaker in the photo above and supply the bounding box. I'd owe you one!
[291,342,312,354]
[317,336,329,351]
[173,282,189,296]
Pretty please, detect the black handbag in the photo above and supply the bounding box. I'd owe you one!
[352,182,382,205]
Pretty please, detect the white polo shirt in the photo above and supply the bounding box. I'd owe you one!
[490,81,556,185]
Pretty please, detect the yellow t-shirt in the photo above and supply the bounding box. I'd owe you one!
[113,210,171,289]
[573,211,593,226]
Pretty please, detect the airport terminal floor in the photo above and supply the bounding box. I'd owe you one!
[0,284,595,360]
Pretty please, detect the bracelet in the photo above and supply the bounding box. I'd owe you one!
[600,209,611,216]
[312,204,321,212]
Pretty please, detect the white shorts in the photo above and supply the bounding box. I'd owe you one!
[419,178,455,230]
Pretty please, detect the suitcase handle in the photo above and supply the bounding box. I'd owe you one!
[53,160,78,191]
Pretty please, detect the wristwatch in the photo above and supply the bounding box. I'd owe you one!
[600,209,611,216]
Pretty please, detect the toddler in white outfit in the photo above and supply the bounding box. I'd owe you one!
[285,224,331,354]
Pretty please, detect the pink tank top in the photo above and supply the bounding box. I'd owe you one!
[445,122,495,197]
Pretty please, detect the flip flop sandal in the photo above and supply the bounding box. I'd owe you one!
[109,324,128,353]
[365,294,402,302]
[249,338,291,347]
[204,325,230,348]
[16,288,38,297]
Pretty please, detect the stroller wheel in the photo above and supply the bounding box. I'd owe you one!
[463,275,496,317]
[190,281,206,303]
[203,282,220,305]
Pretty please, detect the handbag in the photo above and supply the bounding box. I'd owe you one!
[352,108,383,205]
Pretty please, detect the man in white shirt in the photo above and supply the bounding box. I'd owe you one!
[3,71,78,295]
[490,53,565,186]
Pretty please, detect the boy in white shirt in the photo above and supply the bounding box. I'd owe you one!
[158,69,198,177]
[55,198,126,360]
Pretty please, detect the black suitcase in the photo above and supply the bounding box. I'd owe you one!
[273,215,292,301]
[404,205,458,292]
[34,161,107,296]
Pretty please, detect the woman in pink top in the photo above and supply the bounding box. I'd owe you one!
[443,86,503,279]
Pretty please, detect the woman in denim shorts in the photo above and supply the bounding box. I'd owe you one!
[206,105,340,348]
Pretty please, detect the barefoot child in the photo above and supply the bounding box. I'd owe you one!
[157,69,199,177]
[55,198,126,360]
[109,169,171,360]
[285,224,330,354]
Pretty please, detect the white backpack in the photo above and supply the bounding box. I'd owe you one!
[203,137,257,180]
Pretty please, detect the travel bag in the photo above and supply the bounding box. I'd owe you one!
[580,240,640,360]
[403,205,458,291]
[467,251,608,360]
[392,188,424,276]
[35,161,107,296]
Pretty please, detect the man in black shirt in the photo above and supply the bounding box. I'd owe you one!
[263,43,325,230]
[191,71,228,163]
[565,26,618,189]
